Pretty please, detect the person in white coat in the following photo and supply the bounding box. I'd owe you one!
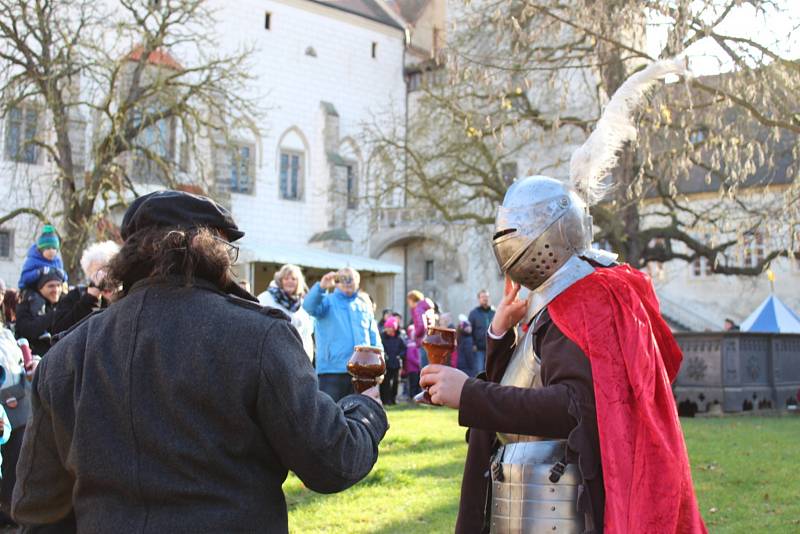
[257,264,314,361]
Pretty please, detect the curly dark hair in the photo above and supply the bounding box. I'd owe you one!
[107,226,233,294]
[2,289,18,325]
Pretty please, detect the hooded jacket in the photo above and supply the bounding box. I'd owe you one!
[18,245,67,290]
[303,283,381,375]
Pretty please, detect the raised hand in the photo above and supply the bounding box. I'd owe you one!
[320,271,337,290]
[490,275,529,336]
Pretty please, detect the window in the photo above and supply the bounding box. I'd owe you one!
[131,109,176,183]
[264,12,271,30]
[346,165,358,209]
[424,260,435,281]
[688,233,713,278]
[691,257,712,278]
[501,162,518,187]
[689,127,708,145]
[280,151,303,200]
[371,42,377,59]
[4,106,39,164]
[407,68,446,92]
[743,231,765,268]
[408,71,422,92]
[0,230,11,259]
[223,143,254,194]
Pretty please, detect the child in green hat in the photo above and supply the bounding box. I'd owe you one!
[17,225,68,290]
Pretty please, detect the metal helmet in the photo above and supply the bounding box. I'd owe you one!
[492,176,593,290]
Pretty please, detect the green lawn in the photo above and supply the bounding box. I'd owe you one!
[285,406,800,533]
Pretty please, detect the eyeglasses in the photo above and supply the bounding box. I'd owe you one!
[337,276,354,284]
[212,235,239,264]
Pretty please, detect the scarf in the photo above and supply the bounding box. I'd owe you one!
[268,284,301,313]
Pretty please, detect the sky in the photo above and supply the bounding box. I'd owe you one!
[647,1,800,75]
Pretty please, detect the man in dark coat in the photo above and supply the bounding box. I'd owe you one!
[15,270,65,356]
[467,289,495,376]
[12,190,388,533]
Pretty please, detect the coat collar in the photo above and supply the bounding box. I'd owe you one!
[127,275,260,303]
[128,275,221,295]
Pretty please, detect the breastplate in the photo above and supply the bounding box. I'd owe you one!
[490,441,584,534]
[497,327,544,444]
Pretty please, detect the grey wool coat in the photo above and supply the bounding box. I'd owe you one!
[11,276,388,533]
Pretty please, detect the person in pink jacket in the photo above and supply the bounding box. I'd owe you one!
[407,290,434,367]
[403,324,421,401]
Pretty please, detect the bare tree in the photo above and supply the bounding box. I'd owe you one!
[366,0,800,275]
[0,0,260,276]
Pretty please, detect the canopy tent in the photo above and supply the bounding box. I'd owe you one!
[238,241,402,274]
[740,294,800,334]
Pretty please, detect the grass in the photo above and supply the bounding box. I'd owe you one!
[682,416,800,533]
[286,406,800,533]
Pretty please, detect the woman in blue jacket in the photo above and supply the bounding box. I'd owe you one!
[303,268,381,401]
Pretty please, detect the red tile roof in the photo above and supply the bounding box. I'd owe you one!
[127,45,183,71]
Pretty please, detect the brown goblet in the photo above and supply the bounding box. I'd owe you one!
[347,345,386,393]
[415,326,457,405]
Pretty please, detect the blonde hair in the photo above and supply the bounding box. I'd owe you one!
[274,264,308,296]
[407,290,424,304]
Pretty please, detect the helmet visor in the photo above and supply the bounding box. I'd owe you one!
[494,195,569,240]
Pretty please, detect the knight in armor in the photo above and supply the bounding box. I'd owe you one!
[420,60,707,534]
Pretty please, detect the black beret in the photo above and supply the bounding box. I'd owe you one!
[120,190,244,242]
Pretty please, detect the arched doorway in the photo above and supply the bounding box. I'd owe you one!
[372,230,466,323]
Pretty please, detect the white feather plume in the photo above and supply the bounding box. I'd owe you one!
[569,57,688,205]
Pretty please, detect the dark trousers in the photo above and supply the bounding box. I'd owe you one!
[380,368,400,405]
[406,372,421,400]
[467,350,486,378]
[318,373,353,402]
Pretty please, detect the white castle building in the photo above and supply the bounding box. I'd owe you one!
[0,0,796,327]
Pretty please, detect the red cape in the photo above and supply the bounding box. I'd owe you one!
[549,265,706,534]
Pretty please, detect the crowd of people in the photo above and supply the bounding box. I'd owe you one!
[0,226,120,525]
[0,60,713,533]
[254,260,497,406]
[0,207,497,527]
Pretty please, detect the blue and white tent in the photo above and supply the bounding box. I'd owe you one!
[740,295,800,334]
